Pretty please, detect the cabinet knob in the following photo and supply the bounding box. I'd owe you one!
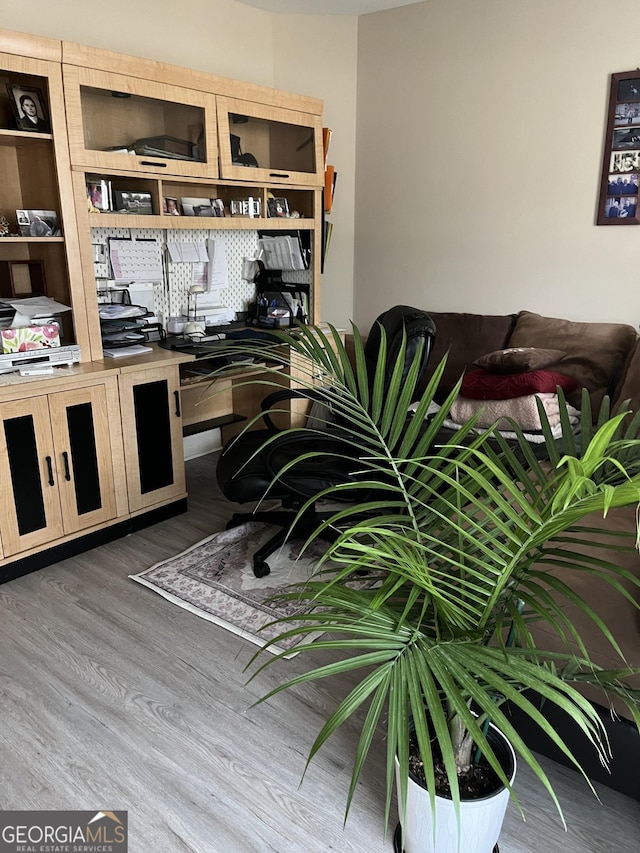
[269,172,290,179]
[141,160,166,168]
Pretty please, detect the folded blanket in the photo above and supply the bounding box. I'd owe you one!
[439,417,567,444]
[449,393,576,431]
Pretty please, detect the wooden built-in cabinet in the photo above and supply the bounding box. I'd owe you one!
[0,41,90,360]
[0,378,121,557]
[0,28,326,579]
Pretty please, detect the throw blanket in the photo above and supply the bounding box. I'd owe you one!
[449,393,575,431]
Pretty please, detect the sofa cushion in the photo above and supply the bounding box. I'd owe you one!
[611,338,640,414]
[461,368,578,400]
[507,311,637,411]
[473,346,566,374]
[421,312,517,401]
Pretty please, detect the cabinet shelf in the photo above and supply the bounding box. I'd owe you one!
[1,236,64,243]
[0,129,53,145]
[87,213,315,230]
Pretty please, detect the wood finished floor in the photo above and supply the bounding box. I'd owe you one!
[0,453,638,852]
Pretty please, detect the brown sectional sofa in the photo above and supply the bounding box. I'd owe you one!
[418,309,640,798]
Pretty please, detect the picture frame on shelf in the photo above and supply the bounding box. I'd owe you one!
[86,178,112,213]
[112,190,153,215]
[230,197,261,217]
[212,198,225,217]
[15,209,60,237]
[163,197,180,216]
[267,197,289,218]
[6,84,50,133]
[597,70,640,224]
[180,197,214,216]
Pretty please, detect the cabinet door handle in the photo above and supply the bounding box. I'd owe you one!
[174,390,181,417]
[62,451,71,481]
[45,456,55,487]
[141,160,166,168]
[269,172,290,179]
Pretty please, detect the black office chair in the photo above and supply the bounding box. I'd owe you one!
[216,306,437,577]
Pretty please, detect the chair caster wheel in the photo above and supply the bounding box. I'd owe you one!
[253,560,271,578]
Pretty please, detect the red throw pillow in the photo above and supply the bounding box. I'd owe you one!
[460,369,579,400]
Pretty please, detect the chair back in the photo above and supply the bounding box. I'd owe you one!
[364,305,436,398]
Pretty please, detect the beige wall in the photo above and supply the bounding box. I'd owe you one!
[273,17,358,325]
[2,0,357,326]
[355,0,640,332]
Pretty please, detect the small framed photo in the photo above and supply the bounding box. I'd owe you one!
[614,103,640,126]
[211,198,225,217]
[618,78,640,102]
[86,179,111,212]
[163,197,180,216]
[604,195,638,220]
[612,126,640,150]
[230,198,261,217]
[267,197,289,218]
[6,84,50,133]
[15,209,60,237]
[112,190,153,215]
[180,196,214,216]
[607,173,639,195]
[609,149,640,173]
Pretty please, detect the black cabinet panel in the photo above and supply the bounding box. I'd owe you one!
[4,415,47,535]
[132,380,173,494]
[67,402,102,515]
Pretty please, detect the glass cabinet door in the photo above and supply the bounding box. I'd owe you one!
[63,65,218,180]
[217,97,323,187]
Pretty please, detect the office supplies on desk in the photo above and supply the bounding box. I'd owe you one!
[103,344,153,358]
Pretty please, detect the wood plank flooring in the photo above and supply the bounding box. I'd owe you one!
[0,453,638,852]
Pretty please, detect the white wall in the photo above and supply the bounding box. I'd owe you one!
[2,0,358,326]
[354,0,640,331]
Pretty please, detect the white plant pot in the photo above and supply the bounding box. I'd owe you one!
[395,723,516,853]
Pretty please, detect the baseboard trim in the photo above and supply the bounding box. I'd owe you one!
[0,499,188,585]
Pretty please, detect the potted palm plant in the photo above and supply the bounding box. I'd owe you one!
[214,322,640,852]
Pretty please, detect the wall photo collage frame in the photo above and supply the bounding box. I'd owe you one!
[598,71,640,224]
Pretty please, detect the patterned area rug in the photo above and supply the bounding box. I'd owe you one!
[130,522,332,658]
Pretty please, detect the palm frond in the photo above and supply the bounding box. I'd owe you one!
[217,322,640,827]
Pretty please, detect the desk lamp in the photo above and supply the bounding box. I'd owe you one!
[183,283,206,339]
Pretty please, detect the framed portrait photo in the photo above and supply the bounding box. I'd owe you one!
[6,84,50,133]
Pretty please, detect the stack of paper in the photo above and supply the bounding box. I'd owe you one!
[257,235,306,271]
